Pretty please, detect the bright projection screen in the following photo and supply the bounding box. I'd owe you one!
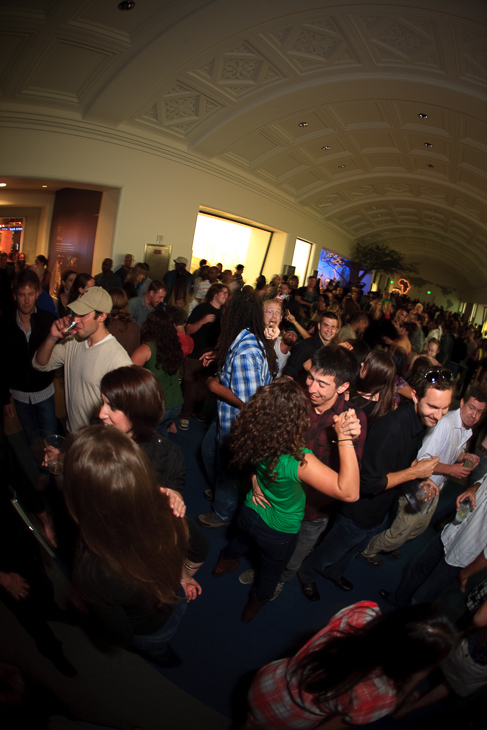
[317,247,373,292]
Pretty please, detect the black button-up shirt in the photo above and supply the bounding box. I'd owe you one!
[340,400,425,529]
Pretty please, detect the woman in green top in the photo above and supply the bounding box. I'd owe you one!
[212,378,361,622]
[131,308,184,433]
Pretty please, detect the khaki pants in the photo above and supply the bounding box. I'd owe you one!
[362,494,439,557]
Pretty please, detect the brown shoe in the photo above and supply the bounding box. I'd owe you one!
[212,550,240,577]
[241,587,270,623]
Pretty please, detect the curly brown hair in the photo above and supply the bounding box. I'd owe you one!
[141,308,183,375]
[230,379,310,480]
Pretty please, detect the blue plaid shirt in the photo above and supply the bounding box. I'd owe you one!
[217,328,272,442]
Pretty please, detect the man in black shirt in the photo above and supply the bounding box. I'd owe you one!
[1,270,58,463]
[298,369,452,596]
[179,283,229,430]
[94,258,122,290]
[283,310,339,386]
[295,275,318,322]
[0,251,14,317]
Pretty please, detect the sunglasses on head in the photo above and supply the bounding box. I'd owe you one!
[424,368,453,383]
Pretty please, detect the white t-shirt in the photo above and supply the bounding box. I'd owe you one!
[34,333,131,431]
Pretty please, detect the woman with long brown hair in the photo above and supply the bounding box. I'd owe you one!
[99,366,210,604]
[131,308,189,433]
[349,350,396,424]
[56,269,76,317]
[107,287,140,355]
[212,378,360,622]
[63,425,189,665]
[246,601,457,728]
[67,272,94,306]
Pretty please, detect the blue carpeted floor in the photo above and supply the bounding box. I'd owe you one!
[6,409,484,728]
[159,416,485,728]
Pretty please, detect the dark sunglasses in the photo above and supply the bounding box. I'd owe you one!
[424,368,453,383]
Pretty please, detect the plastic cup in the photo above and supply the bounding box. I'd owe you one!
[44,434,66,475]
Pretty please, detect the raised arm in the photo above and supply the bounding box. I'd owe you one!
[34,315,72,367]
[284,311,311,339]
[298,410,360,502]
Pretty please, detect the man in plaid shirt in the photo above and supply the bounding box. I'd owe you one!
[199,292,275,528]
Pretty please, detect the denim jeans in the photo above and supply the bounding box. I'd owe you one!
[157,405,182,433]
[13,395,59,448]
[202,419,242,522]
[225,505,298,600]
[298,512,389,583]
[131,587,187,660]
[201,418,217,487]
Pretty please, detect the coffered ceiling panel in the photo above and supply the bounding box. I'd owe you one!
[0,0,486,295]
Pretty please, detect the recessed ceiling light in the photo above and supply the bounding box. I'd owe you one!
[322,145,330,150]
[338,165,345,168]
[424,142,433,147]
[41,185,47,188]
[298,122,308,127]
[418,113,428,119]
[118,0,135,10]
[0,183,6,187]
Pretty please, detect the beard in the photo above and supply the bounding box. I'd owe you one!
[282,332,297,347]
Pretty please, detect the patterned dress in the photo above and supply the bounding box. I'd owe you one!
[246,601,397,728]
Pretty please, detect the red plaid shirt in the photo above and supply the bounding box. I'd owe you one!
[246,601,396,729]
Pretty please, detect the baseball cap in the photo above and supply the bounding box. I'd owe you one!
[174,256,188,265]
[69,287,113,315]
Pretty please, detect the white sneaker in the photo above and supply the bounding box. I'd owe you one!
[270,582,284,601]
[238,569,256,585]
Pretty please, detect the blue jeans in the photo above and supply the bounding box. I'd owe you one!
[201,418,217,487]
[131,587,187,659]
[225,506,298,600]
[298,512,389,583]
[203,420,241,522]
[157,405,182,432]
[14,396,59,474]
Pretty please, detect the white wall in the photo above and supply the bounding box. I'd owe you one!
[0,191,55,262]
[0,125,352,280]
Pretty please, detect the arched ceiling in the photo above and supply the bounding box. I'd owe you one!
[1,0,486,295]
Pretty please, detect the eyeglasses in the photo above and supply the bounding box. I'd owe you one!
[424,368,453,383]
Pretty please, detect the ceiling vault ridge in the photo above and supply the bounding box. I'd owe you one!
[0,111,349,234]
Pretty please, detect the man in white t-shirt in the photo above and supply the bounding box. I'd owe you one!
[274,331,298,377]
[33,287,131,431]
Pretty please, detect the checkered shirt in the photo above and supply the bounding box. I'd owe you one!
[246,602,397,729]
[217,328,272,442]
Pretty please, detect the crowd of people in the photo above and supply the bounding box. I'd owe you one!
[1,247,487,726]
